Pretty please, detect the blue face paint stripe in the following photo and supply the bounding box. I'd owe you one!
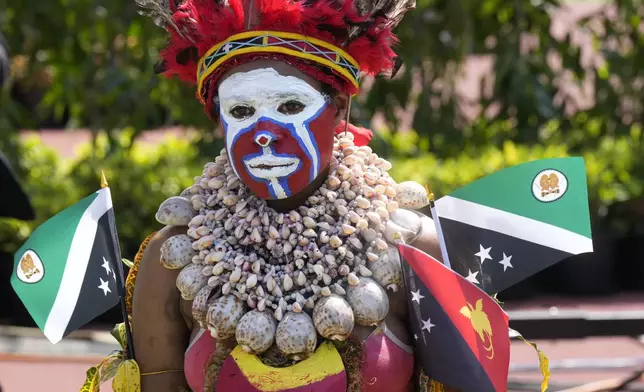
[301,103,328,180]
[229,119,261,153]
[268,182,278,199]
[275,120,315,181]
[220,116,243,181]
[277,178,291,197]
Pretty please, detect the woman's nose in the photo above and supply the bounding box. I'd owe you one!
[254,132,276,148]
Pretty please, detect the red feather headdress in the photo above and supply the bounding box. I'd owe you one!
[136,0,414,115]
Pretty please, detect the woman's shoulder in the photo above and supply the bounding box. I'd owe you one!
[148,225,191,252]
[131,225,189,298]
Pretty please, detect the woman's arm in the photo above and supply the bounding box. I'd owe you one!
[132,226,191,392]
[409,214,443,263]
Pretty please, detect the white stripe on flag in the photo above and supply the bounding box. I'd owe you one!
[435,195,594,255]
[43,188,113,343]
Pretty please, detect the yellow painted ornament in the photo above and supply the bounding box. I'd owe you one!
[80,353,124,392]
[112,359,142,392]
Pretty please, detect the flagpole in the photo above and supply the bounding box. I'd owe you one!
[101,171,136,361]
[425,184,452,269]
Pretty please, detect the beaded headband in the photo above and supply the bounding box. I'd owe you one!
[196,31,361,104]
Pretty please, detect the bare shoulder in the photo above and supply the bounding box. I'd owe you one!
[410,212,443,263]
[133,225,189,323]
[145,225,190,259]
[131,225,190,379]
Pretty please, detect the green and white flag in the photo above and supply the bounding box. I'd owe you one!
[11,187,120,344]
[434,157,593,294]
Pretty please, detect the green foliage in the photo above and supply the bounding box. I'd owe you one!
[405,131,640,202]
[0,136,79,253]
[0,0,210,135]
[388,138,570,195]
[0,132,205,258]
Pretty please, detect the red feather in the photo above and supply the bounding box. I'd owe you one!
[334,121,374,146]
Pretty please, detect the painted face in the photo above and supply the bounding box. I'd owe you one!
[218,68,337,200]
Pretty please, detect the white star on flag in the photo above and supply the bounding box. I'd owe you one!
[474,245,492,264]
[112,268,117,281]
[465,269,480,284]
[101,257,112,275]
[411,289,425,304]
[414,334,418,340]
[499,253,514,271]
[421,317,435,334]
[98,278,111,296]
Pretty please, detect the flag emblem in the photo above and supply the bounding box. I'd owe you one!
[460,299,494,360]
[17,250,45,284]
[531,169,568,203]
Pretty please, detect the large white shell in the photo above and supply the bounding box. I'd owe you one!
[206,295,246,339]
[394,181,429,210]
[160,234,197,269]
[346,277,389,326]
[275,312,317,361]
[312,294,354,341]
[235,310,277,355]
[370,248,403,292]
[176,263,209,300]
[155,196,197,226]
[384,209,422,244]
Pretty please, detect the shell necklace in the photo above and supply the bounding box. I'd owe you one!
[155,131,425,360]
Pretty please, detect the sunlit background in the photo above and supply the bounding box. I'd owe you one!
[1,0,643,390]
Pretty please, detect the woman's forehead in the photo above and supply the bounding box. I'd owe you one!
[219,68,322,100]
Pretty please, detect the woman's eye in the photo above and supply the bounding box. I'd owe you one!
[229,105,255,119]
[278,100,305,115]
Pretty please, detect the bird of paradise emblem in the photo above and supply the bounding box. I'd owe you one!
[538,172,560,197]
[20,253,40,279]
[460,299,494,359]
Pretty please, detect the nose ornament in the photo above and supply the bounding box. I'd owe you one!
[255,132,275,148]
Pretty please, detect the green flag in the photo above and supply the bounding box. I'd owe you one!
[11,187,120,343]
[434,157,593,294]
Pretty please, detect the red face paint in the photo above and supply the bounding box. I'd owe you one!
[226,104,336,200]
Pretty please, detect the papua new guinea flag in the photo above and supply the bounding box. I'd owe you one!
[398,244,510,392]
[434,157,593,294]
[11,187,120,344]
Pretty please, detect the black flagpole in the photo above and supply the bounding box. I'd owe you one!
[101,171,136,361]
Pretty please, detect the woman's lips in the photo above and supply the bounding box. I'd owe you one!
[244,155,300,178]
[251,163,294,169]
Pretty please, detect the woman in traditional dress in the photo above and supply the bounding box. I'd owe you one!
[127,0,449,390]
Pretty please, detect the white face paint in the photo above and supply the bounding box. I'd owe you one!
[218,68,336,200]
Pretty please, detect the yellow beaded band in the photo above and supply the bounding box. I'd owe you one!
[141,369,184,376]
[196,30,361,104]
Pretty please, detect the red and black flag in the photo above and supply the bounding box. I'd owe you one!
[398,244,510,392]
